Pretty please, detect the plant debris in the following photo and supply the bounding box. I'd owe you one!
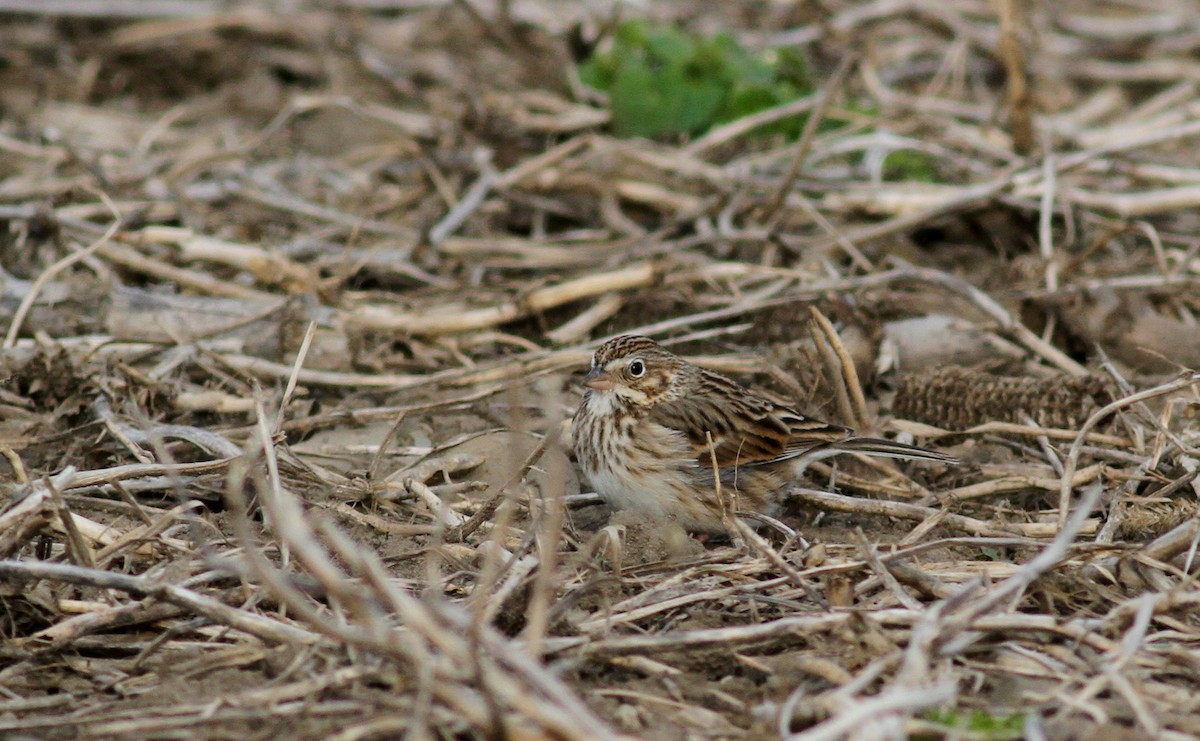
[2,2,1200,740]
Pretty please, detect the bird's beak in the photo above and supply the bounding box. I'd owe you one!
[584,366,613,392]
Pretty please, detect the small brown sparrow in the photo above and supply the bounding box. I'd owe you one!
[572,335,957,533]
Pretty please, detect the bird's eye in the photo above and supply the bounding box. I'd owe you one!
[628,360,646,377]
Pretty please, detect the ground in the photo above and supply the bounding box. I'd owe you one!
[1,1,1200,739]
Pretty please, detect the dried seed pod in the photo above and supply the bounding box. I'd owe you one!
[893,367,1114,430]
[1118,499,1199,540]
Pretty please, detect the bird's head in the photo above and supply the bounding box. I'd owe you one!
[583,335,689,406]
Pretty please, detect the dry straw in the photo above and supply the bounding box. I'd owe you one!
[2,1,1200,739]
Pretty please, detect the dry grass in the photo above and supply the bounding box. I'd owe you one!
[2,1,1200,739]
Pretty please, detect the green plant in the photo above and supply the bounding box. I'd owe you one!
[882,149,942,183]
[578,20,812,140]
[921,708,1026,739]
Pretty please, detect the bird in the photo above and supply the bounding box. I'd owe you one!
[572,335,958,533]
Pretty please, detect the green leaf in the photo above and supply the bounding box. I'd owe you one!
[921,709,1026,739]
[578,19,819,140]
[644,27,693,68]
[883,149,943,183]
[609,63,676,138]
[676,75,726,135]
[721,85,777,121]
[774,47,812,87]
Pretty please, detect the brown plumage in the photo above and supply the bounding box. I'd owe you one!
[572,335,958,532]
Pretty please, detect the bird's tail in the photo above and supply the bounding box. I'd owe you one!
[838,437,959,465]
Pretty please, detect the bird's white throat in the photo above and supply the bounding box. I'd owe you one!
[585,386,647,412]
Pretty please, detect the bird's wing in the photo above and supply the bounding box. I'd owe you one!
[774,410,854,461]
[648,374,851,468]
